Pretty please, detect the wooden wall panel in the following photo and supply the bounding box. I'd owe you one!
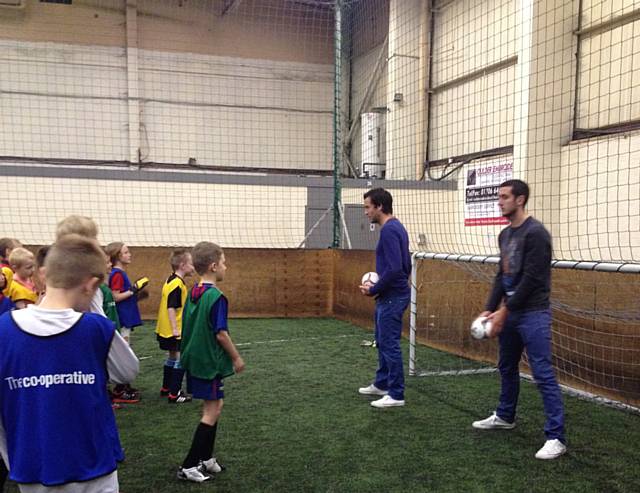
[127,247,334,319]
[21,245,640,406]
[332,249,377,330]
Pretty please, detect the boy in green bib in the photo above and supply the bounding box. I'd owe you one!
[178,242,245,483]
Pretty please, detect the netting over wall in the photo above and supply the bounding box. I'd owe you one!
[340,0,640,263]
[0,0,639,258]
[0,0,336,247]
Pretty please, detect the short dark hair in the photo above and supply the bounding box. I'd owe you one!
[363,188,393,214]
[500,179,529,206]
[192,242,223,276]
[170,249,190,271]
[0,238,21,259]
[35,245,51,270]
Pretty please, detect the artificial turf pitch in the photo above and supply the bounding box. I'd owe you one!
[7,318,640,492]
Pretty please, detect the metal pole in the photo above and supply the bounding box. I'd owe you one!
[409,252,418,376]
[332,0,343,247]
[338,202,352,249]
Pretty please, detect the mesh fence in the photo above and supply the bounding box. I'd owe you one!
[1,0,638,258]
[1,0,640,404]
[0,0,336,248]
[340,0,639,262]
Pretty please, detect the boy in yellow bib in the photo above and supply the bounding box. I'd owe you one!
[156,250,194,403]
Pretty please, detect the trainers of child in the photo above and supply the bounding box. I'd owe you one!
[168,390,192,404]
[177,466,210,483]
[199,457,225,474]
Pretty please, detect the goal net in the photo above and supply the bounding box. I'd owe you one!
[409,253,640,411]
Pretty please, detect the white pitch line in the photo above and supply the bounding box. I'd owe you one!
[412,368,497,377]
[236,334,360,347]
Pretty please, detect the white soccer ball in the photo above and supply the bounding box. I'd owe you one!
[470,316,492,340]
[361,271,379,286]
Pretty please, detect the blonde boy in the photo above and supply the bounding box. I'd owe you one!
[0,234,139,492]
[7,248,37,309]
[0,238,21,296]
[156,250,195,403]
[55,215,98,241]
[55,215,106,317]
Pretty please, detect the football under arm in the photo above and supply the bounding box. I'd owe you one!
[107,331,140,384]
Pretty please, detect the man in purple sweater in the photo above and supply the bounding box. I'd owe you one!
[358,188,411,408]
[472,179,566,460]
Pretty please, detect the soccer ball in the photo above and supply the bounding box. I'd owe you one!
[470,316,492,340]
[361,271,379,286]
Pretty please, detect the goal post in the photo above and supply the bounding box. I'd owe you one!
[409,251,640,410]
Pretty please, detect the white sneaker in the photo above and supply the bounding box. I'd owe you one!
[358,384,388,396]
[535,439,567,460]
[371,395,405,408]
[200,457,225,474]
[177,466,210,483]
[472,413,516,430]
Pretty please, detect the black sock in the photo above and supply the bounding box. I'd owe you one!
[0,458,8,489]
[162,363,173,389]
[169,367,185,396]
[204,422,218,460]
[182,422,215,469]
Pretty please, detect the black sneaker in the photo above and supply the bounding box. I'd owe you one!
[160,387,170,396]
[168,390,192,404]
[124,383,140,394]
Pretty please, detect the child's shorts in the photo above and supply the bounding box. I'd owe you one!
[157,335,180,352]
[187,374,224,400]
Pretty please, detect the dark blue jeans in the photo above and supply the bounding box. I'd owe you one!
[496,308,565,442]
[373,295,410,400]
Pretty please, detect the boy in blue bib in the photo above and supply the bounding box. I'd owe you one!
[0,235,139,491]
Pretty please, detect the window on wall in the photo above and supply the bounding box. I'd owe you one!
[427,0,517,166]
[574,1,640,139]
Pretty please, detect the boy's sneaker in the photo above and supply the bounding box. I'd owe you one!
[160,387,170,397]
[177,466,210,483]
[358,384,388,396]
[371,395,405,408]
[472,413,515,430]
[168,390,192,404]
[124,383,140,395]
[199,457,225,474]
[112,390,140,404]
[535,439,567,460]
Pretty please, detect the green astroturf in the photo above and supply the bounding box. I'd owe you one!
[7,318,640,492]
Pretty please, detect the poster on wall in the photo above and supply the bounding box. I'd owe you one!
[464,159,513,226]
